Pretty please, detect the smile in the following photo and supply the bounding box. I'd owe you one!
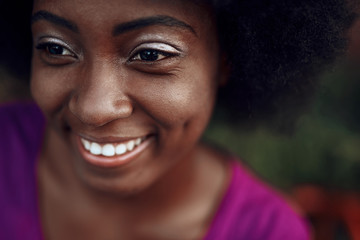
[81,137,143,157]
[77,135,154,168]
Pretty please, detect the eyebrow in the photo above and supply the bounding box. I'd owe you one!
[31,11,196,37]
[112,15,196,36]
[31,10,79,33]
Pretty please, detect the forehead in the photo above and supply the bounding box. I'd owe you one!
[32,0,214,36]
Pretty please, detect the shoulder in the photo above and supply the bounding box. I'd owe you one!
[0,100,45,165]
[206,160,310,240]
[0,100,45,180]
[230,160,310,239]
[0,102,45,239]
[0,101,44,143]
[0,101,45,158]
[0,101,44,129]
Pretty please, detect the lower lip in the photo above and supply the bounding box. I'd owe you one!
[76,136,154,168]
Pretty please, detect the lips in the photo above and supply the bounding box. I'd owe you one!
[77,135,154,167]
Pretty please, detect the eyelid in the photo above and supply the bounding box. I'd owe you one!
[35,36,78,56]
[129,42,181,58]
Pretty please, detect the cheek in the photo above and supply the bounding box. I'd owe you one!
[31,61,74,115]
[132,69,218,128]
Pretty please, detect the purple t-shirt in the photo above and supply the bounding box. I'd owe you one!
[0,103,310,239]
[203,161,310,239]
[0,102,45,239]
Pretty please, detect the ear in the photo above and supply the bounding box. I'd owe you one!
[218,53,230,87]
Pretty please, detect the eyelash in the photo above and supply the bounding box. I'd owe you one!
[129,43,181,63]
[35,42,75,57]
[130,49,175,62]
[35,41,180,64]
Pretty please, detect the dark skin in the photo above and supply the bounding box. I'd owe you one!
[31,0,229,239]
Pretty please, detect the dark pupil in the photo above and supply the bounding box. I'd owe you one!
[139,50,159,61]
[48,44,63,55]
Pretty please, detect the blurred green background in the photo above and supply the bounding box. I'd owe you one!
[205,67,360,191]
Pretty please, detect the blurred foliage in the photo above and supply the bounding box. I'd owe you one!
[205,65,360,191]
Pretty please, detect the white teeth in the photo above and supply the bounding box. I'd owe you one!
[127,140,135,151]
[81,139,91,150]
[115,144,127,155]
[81,137,144,157]
[102,144,115,157]
[90,142,102,155]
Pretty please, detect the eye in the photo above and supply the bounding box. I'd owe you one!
[34,38,78,65]
[132,49,171,62]
[129,43,180,63]
[36,42,75,57]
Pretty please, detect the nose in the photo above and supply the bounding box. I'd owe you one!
[69,60,133,127]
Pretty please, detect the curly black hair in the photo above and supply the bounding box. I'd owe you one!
[0,0,356,128]
[211,0,356,128]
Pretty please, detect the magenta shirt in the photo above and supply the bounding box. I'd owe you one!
[0,103,310,239]
[203,161,310,239]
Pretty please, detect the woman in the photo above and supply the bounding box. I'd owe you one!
[0,0,354,239]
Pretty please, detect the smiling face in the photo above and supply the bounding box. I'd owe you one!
[31,0,223,194]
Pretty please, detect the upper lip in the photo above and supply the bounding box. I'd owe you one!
[77,133,152,143]
[64,110,156,143]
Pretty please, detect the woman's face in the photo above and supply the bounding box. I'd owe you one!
[31,0,223,194]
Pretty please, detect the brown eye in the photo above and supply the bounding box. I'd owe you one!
[36,43,75,57]
[129,43,181,63]
[35,41,77,66]
[48,44,65,55]
[140,50,161,61]
[132,49,171,62]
